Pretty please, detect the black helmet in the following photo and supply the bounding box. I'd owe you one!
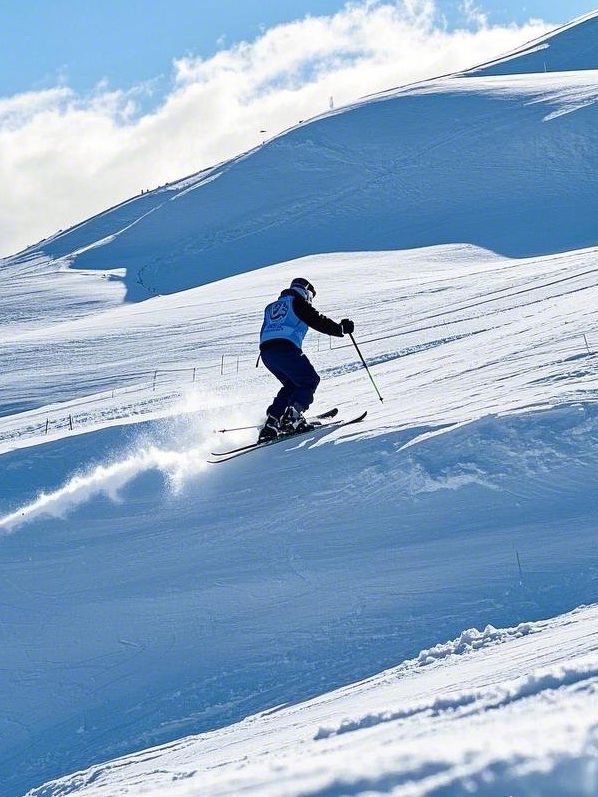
[290,277,316,304]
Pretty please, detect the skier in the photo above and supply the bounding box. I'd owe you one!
[258,277,354,442]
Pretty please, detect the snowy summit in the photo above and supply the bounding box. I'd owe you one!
[0,10,597,797]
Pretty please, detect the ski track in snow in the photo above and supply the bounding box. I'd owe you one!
[1,13,598,797]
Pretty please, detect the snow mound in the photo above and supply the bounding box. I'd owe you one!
[316,657,598,741]
[415,619,536,665]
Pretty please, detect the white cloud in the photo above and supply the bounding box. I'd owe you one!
[0,0,550,257]
[460,0,489,28]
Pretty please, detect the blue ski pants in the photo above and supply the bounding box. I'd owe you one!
[261,341,320,419]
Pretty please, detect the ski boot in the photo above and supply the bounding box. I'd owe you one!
[281,405,313,435]
[258,414,280,443]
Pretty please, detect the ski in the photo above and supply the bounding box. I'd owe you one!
[210,413,342,456]
[214,407,338,433]
[208,411,367,463]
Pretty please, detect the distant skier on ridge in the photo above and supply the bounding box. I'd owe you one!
[258,277,354,442]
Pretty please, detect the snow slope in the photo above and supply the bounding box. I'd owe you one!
[465,10,598,76]
[1,11,598,797]
[1,246,597,797]
[2,14,598,302]
[28,604,598,797]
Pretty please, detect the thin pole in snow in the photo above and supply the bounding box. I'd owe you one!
[221,355,225,375]
[256,353,261,368]
[153,370,157,391]
[193,367,196,383]
[583,334,592,355]
[348,332,384,403]
[45,418,49,435]
[69,414,73,431]
[515,548,524,586]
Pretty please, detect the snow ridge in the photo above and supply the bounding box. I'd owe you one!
[415,619,537,665]
[316,657,598,740]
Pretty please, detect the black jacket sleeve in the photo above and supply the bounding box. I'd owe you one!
[292,296,344,337]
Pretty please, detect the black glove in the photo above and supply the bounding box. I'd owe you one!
[340,318,354,335]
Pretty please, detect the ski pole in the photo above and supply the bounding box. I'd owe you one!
[349,332,383,403]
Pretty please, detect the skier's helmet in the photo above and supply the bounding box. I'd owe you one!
[290,277,316,304]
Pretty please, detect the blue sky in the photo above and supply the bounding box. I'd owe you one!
[1,0,595,100]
